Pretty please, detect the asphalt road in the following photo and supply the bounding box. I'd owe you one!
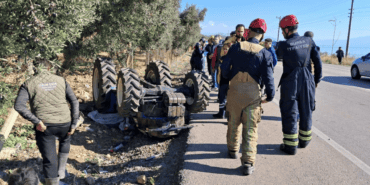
[179,62,370,184]
[273,62,370,166]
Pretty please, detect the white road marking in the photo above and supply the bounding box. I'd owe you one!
[271,98,370,176]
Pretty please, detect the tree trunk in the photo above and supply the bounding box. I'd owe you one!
[131,50,135,68]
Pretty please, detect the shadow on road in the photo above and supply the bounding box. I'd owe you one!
[321,76,370,90]
[183,143,286,175]
[183,161,243,176]
[261,116,281,121]
[257,144,285,155]
[183,143,243,176]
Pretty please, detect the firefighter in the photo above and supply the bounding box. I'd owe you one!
[14,60,79,185]
[276,15,322,155]
[221,18,275,175]
[211,36,233,118]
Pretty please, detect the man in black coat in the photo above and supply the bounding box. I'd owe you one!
[190,38,206,70]
[336,47,344,64]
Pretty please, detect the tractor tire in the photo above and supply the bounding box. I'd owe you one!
[92,57,117,112]
[201,72,211,101]
[117,68,142,117]
[183,71,210,113]
[144,61,172,87]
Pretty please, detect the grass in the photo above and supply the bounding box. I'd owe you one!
[320,53,356,66]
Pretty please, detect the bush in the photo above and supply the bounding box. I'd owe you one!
[0,82,18,118]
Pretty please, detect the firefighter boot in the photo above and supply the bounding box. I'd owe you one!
[242,163,255,175]
[280,144,297,155]
[58,153,69,179]
[228,150,238,159]
[45,177,59,185]
[213,107,226,119]
[298,140,311,148]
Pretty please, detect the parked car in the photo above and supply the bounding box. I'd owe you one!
[351,53,370,79]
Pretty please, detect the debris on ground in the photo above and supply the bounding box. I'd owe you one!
[137,175,147,184]
[86,176,95,185]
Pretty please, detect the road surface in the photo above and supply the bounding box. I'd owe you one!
[179,63,370,185]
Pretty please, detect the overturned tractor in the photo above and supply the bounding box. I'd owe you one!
[92,57,210,138]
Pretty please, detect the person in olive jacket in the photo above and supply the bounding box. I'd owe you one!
[14,60,79,185]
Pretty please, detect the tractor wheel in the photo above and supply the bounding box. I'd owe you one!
[92,57,117,112]
[183,71,210,113]
[117,68,142,117]
[144,61,172,87]
[201,72,211,101]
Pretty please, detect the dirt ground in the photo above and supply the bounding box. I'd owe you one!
[0,50,193,185]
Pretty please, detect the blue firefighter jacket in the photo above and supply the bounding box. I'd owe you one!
[220,37,275,101]
[276,33,322,85]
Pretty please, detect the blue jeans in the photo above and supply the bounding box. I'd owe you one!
[213,69,219,88]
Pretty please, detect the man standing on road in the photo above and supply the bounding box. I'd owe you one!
[264,38,278,68]
[211,36,233,118]
[14,60,79,185]
[205,36,215,76]
[276,15,322,155]
[208,36,220,89]
[190,38,206,70]
[221,18,275,175]
[336,47,344,64]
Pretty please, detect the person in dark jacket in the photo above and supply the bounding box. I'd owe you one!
[336,47,344,64]
[230,31,236,37]
[276,15,322,155]
[264,38,278,67]
[190,38,206,70]
[235,24,246,42]
[211,36,233,118]
[221,18,275,175]
[205,37,215,75]
[14,60,79,185]
[205,36,219,88]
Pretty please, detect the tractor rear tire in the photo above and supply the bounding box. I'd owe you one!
[92,57,117,112]
[201,72,211,101]
[144,61,172,87]
[183,71,210,113]
[117,68,142,117]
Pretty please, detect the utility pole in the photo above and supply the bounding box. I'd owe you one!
[276,16,281,42]
[329,18,337,55]
[346,0,354,57]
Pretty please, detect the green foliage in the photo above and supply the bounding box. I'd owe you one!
[1,0,207,70]
[0,82,18,117]
[4,134,27,149]
[0,0,99,65]
[4,124,36,149]
[172,4,207,55]
[0,66,14,76]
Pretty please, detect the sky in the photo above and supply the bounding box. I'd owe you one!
[180,0,370,42]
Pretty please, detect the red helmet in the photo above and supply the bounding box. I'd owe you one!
[279,15,299,28]
[249,18,267,33]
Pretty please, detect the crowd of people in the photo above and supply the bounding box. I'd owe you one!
[190,14,323,175]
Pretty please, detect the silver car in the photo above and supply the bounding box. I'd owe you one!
[351,53,370,79]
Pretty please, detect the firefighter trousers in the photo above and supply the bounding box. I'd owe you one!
[279,68,315,149]
[226,72,261,164]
